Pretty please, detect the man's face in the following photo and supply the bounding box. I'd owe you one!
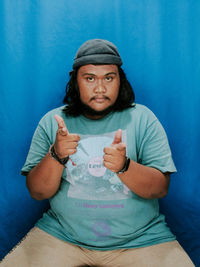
[77,64,120,119]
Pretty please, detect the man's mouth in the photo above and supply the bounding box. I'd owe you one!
[90,96,110,103]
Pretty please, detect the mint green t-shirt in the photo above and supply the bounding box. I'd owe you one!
[21,104,177,250]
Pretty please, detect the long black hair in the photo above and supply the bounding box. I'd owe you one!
[63,66,135,116]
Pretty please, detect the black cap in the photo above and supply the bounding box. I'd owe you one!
[73,39,123,69]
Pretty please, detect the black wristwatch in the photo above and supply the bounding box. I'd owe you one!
[116,157,130,174]
[49,145,69,166]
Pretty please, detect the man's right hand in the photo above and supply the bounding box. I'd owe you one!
[54,114,80,159]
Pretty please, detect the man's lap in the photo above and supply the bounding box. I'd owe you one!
[1,227,194,267]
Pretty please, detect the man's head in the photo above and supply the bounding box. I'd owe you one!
[63,39,135,118]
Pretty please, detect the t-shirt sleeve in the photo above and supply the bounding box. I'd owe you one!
[137,115,177,174]
[21,110,67,179]
[21,122,52,175]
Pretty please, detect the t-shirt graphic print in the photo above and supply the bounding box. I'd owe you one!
[64,130,131,201]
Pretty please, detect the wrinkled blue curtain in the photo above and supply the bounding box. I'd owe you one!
[0,1,199,265]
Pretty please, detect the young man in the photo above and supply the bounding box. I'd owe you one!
[1,39,194,266]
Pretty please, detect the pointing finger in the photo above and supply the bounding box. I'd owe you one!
[112,129,122,145]
[54,114,69,135]
[115,143,126,151]
[54,114,66,129]
[104,143,126,155]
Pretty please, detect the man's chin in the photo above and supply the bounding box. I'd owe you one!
[80,102,114,119]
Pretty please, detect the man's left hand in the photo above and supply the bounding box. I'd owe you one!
[103,129,126,173]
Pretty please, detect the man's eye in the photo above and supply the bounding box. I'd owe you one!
[87,77,94,82]
[105,76,113,81]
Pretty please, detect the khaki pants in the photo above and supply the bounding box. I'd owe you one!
[1,227,194,267]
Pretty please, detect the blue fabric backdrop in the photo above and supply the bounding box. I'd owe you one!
[0,1,199,266]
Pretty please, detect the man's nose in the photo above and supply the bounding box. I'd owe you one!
[94,79,106,93]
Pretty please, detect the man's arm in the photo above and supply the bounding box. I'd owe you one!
[103,129,170,199]
[26,115,80,200]
[26,153,64,200]
[117,162,170,199]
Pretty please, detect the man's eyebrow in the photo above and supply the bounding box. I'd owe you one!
[82,73,96,76]
[81,72,117,76]
[105,72,117,76]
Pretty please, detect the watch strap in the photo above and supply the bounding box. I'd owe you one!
[49,145,69,165]
[116,157,130,174]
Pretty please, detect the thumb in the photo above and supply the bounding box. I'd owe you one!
[54,114,69,135]
[112,129,122,145]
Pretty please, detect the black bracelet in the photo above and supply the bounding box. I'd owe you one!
[116,157,130,174]
[49,145,69,166]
